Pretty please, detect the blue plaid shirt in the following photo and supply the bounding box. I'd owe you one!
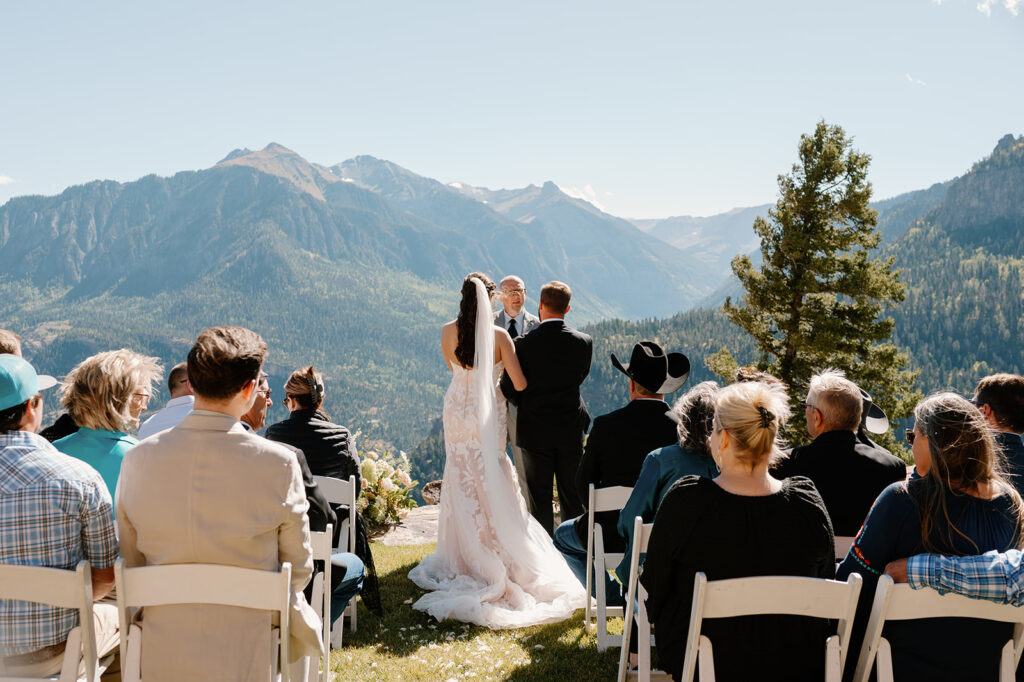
[907,550,1024,606]
[0,430,119,655]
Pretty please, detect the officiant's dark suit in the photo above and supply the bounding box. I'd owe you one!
[501,282,592,536]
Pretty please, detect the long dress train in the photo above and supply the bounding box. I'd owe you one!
[407,361,587,629]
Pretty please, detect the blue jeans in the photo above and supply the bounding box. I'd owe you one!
[329,552,365,625]
[553,519,624,607]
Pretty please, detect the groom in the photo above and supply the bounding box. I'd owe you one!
[493,275,540,511]
[501,281,592,536]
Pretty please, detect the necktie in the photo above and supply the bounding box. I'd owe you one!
[508,318,518,338]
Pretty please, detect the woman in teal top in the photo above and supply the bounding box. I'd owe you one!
[53,349,162,498]
[615,381,720,585]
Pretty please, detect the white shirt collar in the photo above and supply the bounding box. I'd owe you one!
[541,317,564,324]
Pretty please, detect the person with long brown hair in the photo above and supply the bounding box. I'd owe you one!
[837,392,1024,681]
[408,272,587,628]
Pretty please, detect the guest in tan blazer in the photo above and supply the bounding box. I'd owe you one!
[117,326,321,682]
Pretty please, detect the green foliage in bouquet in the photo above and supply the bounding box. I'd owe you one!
[358,449,418,530]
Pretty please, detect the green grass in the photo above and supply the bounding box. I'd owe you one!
[331,543,622,681]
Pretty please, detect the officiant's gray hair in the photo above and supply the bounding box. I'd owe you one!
[673,381,719,457]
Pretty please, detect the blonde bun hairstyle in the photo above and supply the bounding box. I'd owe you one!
[713,380,791,468]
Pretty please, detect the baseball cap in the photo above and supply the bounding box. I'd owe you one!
[0,354,58,411]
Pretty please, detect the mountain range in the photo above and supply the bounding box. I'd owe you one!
[2,134,1019,490]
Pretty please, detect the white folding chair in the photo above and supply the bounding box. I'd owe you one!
[617,518,663,682]
[835,536,856,562]
[308,524,332,682]
[114,559,295,682]
[0,561,110,682]
[851,575,1024,682]
[584,483,633,651]
[312,475,358,636]
[677,571,863,682]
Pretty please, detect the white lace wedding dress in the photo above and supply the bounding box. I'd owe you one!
[408,280,586,629]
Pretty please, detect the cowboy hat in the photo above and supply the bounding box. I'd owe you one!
[611,341,690,395]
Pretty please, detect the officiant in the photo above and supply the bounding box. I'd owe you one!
[494,275,540,511]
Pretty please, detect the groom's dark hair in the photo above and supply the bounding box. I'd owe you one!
[540,281,571,315]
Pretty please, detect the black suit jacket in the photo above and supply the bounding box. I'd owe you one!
[996,431,1024,499]
[775,429,907,537]
[572,399,679,549]
[500,320,593,452]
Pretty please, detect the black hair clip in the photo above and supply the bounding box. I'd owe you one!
[757,406,773,428]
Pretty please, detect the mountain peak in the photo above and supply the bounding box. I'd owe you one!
[215,143,336,200]
[261,142,300,156]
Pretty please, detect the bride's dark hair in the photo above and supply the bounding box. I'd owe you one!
[455,272,496,368]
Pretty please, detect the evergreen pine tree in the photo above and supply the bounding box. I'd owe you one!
[723,121,919,443]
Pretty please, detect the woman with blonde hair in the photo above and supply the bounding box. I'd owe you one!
[54,349,162,497]
[837,392,1024,681]
[640,380,835,681]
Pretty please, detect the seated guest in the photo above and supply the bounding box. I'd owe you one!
[243,371,336,534]
[53,349,162,498]
[266,366,381,627]
[137,361,195,439]
[640,380,834,682]
[243,371,364,643]
[615,380,719,586]
[267,366,360,483]
[837,393,1024,682]
[971,373,1024,495]
[775,369,906,537]
[0,355,120,678]
[117,327,321,681]
[0,329,22,356]
[553,341,687,604]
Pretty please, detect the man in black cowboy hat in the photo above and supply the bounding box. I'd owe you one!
[552,340,688,602]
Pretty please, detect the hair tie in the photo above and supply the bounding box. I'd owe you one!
[757,406,773,428]
[306,372,323,404]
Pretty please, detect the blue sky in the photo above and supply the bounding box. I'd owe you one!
[1,0,1021,217]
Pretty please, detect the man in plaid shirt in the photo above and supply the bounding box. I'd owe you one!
[885,551,1024,606]
[0,354,120,677]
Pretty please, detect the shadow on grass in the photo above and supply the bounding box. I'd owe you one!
[503,614,619,681]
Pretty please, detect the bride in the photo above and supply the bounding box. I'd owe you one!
[408,272,587,628]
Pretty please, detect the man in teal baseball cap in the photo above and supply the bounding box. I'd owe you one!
[0,354,121,676]
[0,354,58,429]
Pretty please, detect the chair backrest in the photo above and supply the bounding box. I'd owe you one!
[0,561,97,682]
[682,571,863,682]
[114,560,293,682]
[591,485,634,513]
[851,575,1024,682]
[313,475,357,553]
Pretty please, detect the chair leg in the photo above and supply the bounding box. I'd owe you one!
[825,635,840,682]
[697,636,715,682]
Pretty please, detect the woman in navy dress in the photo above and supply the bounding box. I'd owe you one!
[837,392,1024,681]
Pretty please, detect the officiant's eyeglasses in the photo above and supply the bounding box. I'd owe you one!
[501,288,526,296]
